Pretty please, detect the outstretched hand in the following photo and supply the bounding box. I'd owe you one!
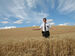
[53,28,56,31]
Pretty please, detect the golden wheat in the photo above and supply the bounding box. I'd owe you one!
[0,26,75,56]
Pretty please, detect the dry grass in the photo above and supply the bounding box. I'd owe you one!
[0,26,75,56]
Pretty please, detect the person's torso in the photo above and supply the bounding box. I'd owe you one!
[41,23,51,31]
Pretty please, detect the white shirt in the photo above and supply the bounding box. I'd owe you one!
[40,22,51,31]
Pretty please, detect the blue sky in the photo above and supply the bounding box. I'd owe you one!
[0,0,75,28]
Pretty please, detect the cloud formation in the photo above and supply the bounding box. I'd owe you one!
[57,0,75,14]
[58,23,70,26]
[0,26,16,30]
[0,21,9,24]
[0,0,75,27]
[47,19,53,23]
[13,19,24,24]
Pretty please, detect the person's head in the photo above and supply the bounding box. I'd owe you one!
[43,18,47,23]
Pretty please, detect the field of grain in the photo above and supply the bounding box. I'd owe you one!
[0,26,75,56]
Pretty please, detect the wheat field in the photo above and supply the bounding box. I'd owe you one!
[0,26,75,56]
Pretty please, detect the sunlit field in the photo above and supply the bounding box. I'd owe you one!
[0,26,75,56]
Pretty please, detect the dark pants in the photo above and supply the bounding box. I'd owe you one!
[42,31,50,38]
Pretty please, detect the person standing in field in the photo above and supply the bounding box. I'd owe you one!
[33,18,56,38]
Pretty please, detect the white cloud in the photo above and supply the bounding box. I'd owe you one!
[0,0,27,19]
[0,0,56,26]
[32,25,36,27]
[50,22,55,26]
[26,21,31,24]
[0,0,50,25]
[58,23,70,26]
[0,26,16,30]
[13,19,23,24]
[51,0,55,8]
[3,18,8,20]
[29,12,49,24]
[47,19,55,26]
[0,21,9,24]
[16,15,25,19]
[47,19,53,23]
[58,24,65,26]
[26,0,37,8]
[38,12,49,17]
[10,0,27,19]
[57,0,75,13]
